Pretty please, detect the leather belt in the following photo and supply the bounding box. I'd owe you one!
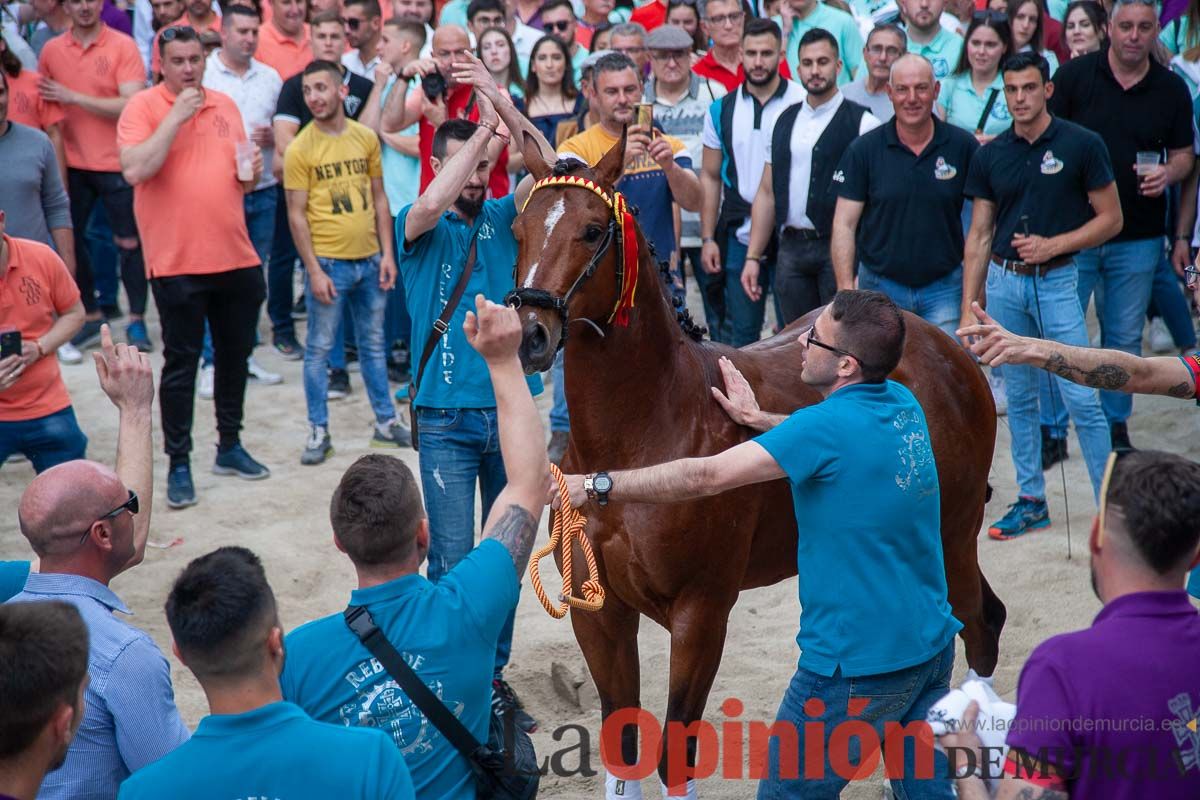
[782,227,824,241]
[991,253,1072,276]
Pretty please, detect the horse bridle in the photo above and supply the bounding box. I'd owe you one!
[504,175,639,350]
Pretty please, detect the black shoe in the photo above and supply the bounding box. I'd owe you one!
[492,678,538,733]
[167,463,198,509]
[101,304,124,321]
[1040,427,1068,471]
[387,360,411,384]
[1110,421,1133,451]
[71,319,104,350]
[327,368,351,400]
[273,334,304,361]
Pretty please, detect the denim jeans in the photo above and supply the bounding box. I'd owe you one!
[985,262,1110,501]
[267,185,298,339]
[303,256,393,428]
[0,406,87,473]
[693,233,771,346]
[549,350,569,433]
[417,406,516,675]
[201,188,277,365]
[756,640,955,800]
[858,266,961,339]
[87,204,119,309]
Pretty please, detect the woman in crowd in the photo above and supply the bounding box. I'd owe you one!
[1162,0,1200,56]
[591,21,616,52]
[1009,0,1060,74]
[523,35,583,145]
[666,0,706,62]
[937,13,1013,144]
[478,26,525,101]
[1063,0,1106,58]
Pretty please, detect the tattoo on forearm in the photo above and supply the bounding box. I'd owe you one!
[1014,787,1067,800]
[1044,354,1131,390]
[487,504,538,572]
[1167,381,1195,399]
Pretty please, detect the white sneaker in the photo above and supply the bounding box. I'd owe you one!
[57,342,83,364]
[988,369,1007,416]
[1149,317,1174,354]
[198,365,215,399]
[247,357,283,385]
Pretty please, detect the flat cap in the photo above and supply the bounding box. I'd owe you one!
[645,25,694,50]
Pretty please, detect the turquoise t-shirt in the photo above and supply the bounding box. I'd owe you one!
[753,380,962,677]
[1189,569,1200,599]
[396,196,542,409]
[380,78,421,216]
[281,541,518,800]
[0,561,30,602]
[937,71,1011,136]
[777,4,864,85]
[438,0,468,28]
[909,26,964,80]
[1162,15,1197,55]
[1048,0,1068,20]
[116,702,414,800]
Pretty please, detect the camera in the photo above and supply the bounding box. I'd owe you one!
[421,70,447,100]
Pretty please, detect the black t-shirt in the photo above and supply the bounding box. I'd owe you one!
[965,117,1115,261]
[274,68,375,127]
[834,116,979,287]
[1049,48,1193,241]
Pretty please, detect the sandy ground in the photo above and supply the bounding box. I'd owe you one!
[2,282,1197,799]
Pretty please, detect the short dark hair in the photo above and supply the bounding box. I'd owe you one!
[827,290,905,383]
[330,455,425,566]
[0,602,89,759]
[344,0,381,17]
[165,547,278,682]
[1107,451,1200,575]
[591,50,640,83]
[158,24,201,57]
[867,22,907,50]
[798,27,838,57]
[1000,50,1050,83]
[1,32,22,79]
[540,0,575,17]
[467,0,505,22]
[743,17,781,44]
[222,3,261,25]
[302,58,343,81]
[309,9,343,28]
[384,18,428,48]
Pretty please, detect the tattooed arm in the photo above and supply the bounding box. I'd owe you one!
[958,302,1196,399]
[465,296,551,573]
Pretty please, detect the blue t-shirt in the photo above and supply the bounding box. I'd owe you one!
[397,197,542,409]
[281,541,519,800]
[0,561,30,601]
[753,380,962,677]
[117,702,413,800]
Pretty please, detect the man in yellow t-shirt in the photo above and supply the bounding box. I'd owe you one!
[284,59,408,466]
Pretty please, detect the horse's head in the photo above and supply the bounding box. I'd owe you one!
[508,130,631,374]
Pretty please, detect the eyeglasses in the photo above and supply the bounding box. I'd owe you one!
[543,19,573,32]
[866,44,904,57]
[651,49,690,62]
[78,489,139,546]
[161,24,197,42]
[1097,448,1134,547]
[800,324,864,365]
[973,10,1008,22]
[704,10,744,26]
[1185,265,1200,288]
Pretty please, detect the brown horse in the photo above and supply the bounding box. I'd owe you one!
[508,134,1006,790]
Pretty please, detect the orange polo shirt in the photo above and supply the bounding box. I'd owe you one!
[116,84,259,279]
[150,12,222,77]
[37,24,145,172]
[6,69,66,132]
[0,235,80,422]
[256,22,311,80]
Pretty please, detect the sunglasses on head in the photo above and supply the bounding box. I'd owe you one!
[79,489,139,545]
[161,24,197,42]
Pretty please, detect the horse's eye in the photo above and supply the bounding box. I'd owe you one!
[582,225,604,244]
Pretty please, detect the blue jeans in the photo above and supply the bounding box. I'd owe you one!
[0,406,88,473]
[88,203,119,309]
[1148,251,1197,350]
[549,351,568,433]
[986,262,1110,501]
[693,233,770,346]
[201,188,277,365]
[417,406,515,675]
[858,266,961,339]
[303,256,393,428]
[756,640,955,800]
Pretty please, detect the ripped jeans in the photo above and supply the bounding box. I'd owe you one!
[416,406,515,676]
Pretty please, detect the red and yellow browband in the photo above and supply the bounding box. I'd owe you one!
[522,175,640,326]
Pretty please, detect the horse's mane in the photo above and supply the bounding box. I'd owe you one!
[544,159,707,342]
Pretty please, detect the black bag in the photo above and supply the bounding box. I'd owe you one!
[409,229,481,450]
[344,605,540,800]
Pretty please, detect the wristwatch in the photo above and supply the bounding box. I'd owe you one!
[583,472,613,506]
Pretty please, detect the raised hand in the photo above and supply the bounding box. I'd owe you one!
[93,324,154,412]
[464,294,522,363]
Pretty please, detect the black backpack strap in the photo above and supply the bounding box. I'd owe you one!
[975,89,1000,135]
[412,227,481,399]
[343,605,484,761]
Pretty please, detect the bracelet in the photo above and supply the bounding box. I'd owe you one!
[34,339,45,359]
[702,236,716,244]
[1176,234,1191,242]
[479,122,498,136]
[745,255,761,262]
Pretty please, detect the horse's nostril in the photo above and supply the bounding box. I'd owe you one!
[527,325,549,355]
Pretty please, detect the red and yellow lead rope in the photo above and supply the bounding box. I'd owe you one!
[528,464,606,618]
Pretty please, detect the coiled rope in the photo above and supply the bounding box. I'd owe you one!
[528,464,605,618]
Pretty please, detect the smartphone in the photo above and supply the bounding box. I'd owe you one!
[0,329,20,360]
[635,103,653,131]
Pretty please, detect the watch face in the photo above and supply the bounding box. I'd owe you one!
[594,474,613,493]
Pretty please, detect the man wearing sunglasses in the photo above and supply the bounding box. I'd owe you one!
[541,0,590,83]
[562,290,962,799]
[342,0,383,78]
[11,323,192,800]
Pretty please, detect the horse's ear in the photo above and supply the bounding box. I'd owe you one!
[594,126,627,190]
[521,131,553,181]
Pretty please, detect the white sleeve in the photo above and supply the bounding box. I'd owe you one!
[860,112,883,136]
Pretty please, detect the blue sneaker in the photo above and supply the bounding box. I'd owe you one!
[988,496,1050,540]
[126,320,153,352]
[212,444,271,480]
[167,463,197,509]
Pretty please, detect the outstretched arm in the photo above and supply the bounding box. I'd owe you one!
[711,356,788,431]
[958,302,1195,398]
[402,117,494,243]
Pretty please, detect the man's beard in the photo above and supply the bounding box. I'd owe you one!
[802,76,832,96]
[746,68,775,87]
[457,190,485,217]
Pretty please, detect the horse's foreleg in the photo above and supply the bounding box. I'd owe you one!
[658,594,736,797]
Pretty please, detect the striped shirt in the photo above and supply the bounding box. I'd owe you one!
[8,573,190,800]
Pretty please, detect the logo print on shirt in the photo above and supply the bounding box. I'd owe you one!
[930,58,950,79]
[19,277,43,306]
[1040,150,1064,175]
[340,655,466,756]
[1168,692,1200,773]
[344,94,363,117]
[933,157,957,181]
[832,169,845,184]
[94,54,111,77]
[894,409,937,498]
[13,91,31,114]
[213,114,231,138]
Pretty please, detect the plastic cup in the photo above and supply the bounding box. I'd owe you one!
[1135,151,1161,176]
[236,141,256,181]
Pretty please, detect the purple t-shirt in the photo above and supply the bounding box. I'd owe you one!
[1005,591,1200,798]
[101,0,131,35]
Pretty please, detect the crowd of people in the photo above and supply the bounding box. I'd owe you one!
[2,0,1200,797]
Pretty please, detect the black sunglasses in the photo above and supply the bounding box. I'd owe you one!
[543,19,572,32]
[800,324,865,365]
[973,10,1008,22]
[79,489,139,545]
